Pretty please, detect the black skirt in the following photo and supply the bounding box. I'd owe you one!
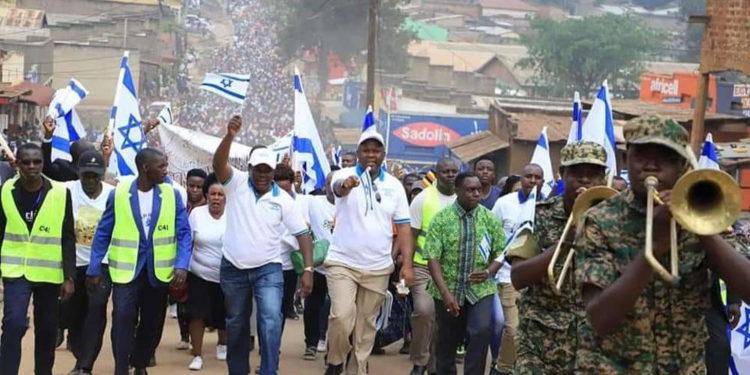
[187,272,226,329]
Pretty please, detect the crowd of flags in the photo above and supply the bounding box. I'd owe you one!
[48,78,88,162]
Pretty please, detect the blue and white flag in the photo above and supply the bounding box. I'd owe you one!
[48,79,88,162]
[292,68,331,193]
[109,51,144,176]
[581,81,617,174]
[362,105,375,133]
[730,302,750,375]
[331,145,342,167]
[567,91,583,145]
[530,126,554,197]
[48,78,88,119]
[200,72,250,104]
[50,108,86,163]
[698,133,720,170]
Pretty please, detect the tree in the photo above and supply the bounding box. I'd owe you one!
[275,0,414,98]
[518,14,662,96]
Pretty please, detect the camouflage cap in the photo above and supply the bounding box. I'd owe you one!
[560,141,607,167]
[624,115,690,160]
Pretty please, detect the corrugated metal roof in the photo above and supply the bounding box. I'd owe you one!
[0,8,45,28]
[601,99,746,123]
[447,131,509,161]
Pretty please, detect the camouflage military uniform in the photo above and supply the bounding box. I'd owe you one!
[573,116,750,374]
[508,142,607,375]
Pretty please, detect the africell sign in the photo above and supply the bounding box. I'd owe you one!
[650,78,680,96]
[393,122,461,147]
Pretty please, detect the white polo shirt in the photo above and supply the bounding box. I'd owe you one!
[222,167,309,269]
[491,190,533,283]
[328,166,411,271]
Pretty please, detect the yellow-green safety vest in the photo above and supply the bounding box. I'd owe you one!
[0,177,67,284]
[108,182,177,284]
[720,279,727,306]
[415,186,444,266]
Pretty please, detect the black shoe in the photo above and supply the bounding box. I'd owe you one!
[285,311,299,320]
[324,364,343,375]
[79,371,92,375]
[249,335,256,352]
[67,369,80,375]
[371,346,385,355]
[409,365,427,375]
[399,339,411,355]
[147,355,156,367]
[56,328,64,348]
[134,369,149,375]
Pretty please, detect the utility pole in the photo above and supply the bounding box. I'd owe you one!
[365,0,378,109]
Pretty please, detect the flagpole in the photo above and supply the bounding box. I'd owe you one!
[106,51,129,139]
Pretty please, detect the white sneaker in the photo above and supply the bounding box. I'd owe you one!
[216,344,227,361]
[188,356,203,371]
[177,341,190,350]
[169,304,178,319]
[317,338,327,353]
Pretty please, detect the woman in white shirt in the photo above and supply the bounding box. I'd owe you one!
[187,174,227,371]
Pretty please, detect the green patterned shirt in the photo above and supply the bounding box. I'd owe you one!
[423,202,505,304]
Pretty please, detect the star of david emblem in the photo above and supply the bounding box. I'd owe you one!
[118,114,145,153]
[220,79,233,88]
[738,306,750,349]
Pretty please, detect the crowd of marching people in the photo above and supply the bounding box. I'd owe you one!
[0,110,748,375]
[175,0,295,147]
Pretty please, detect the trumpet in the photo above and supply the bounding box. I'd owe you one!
[643,169,741,285]
[547,186,618,294]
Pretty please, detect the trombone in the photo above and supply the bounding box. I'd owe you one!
[547,186,618,294]
[643,169,741,285]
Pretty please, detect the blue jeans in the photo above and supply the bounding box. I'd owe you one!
[0,277,59,375]
[110,272,168,375]
[220,259,283,375]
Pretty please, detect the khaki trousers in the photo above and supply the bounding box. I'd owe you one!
[326,261,394,375]
[498,282,520,372]
[410,265,436,370]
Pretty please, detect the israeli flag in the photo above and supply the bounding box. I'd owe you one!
[292,68,331,193]
[331,145,342,167]
[48,78,88,119]
[109,51,144,176]
[156,103,173,126]
[48,79,88,162]
[730,302,750,375]
[698,133,720,170]
[362,105,375,133]
[50,108,86,163]
[581,81,617,174]
[567,91,583,145]
[530,127,554,197]
[200,72,250,104]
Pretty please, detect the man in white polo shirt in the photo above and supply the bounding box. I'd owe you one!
[490,163,543,375]
[212,115,314,375]
[324,128,414,375]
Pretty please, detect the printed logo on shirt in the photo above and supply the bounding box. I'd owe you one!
[38,225,50,233]
[157,224,170,232]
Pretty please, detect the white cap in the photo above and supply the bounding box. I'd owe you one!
[248,147,276,168]
[358,129,385,147]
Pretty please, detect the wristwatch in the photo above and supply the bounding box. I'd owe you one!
[303,266,314,273]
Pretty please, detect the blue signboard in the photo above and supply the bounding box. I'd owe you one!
[377,111,488,164]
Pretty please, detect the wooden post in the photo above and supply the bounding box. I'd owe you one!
[365,0,378,108]
[690,72,710,154]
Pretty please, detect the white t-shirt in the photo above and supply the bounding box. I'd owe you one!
[222,168,308,269]
[307,195,335,243]
[188,205,225,283]
[491,191,527,283]
[66,180,115,267]
[409,186,456,230]
[328,166,411,271]
[279,195,310,271]
[138,189,154,237]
